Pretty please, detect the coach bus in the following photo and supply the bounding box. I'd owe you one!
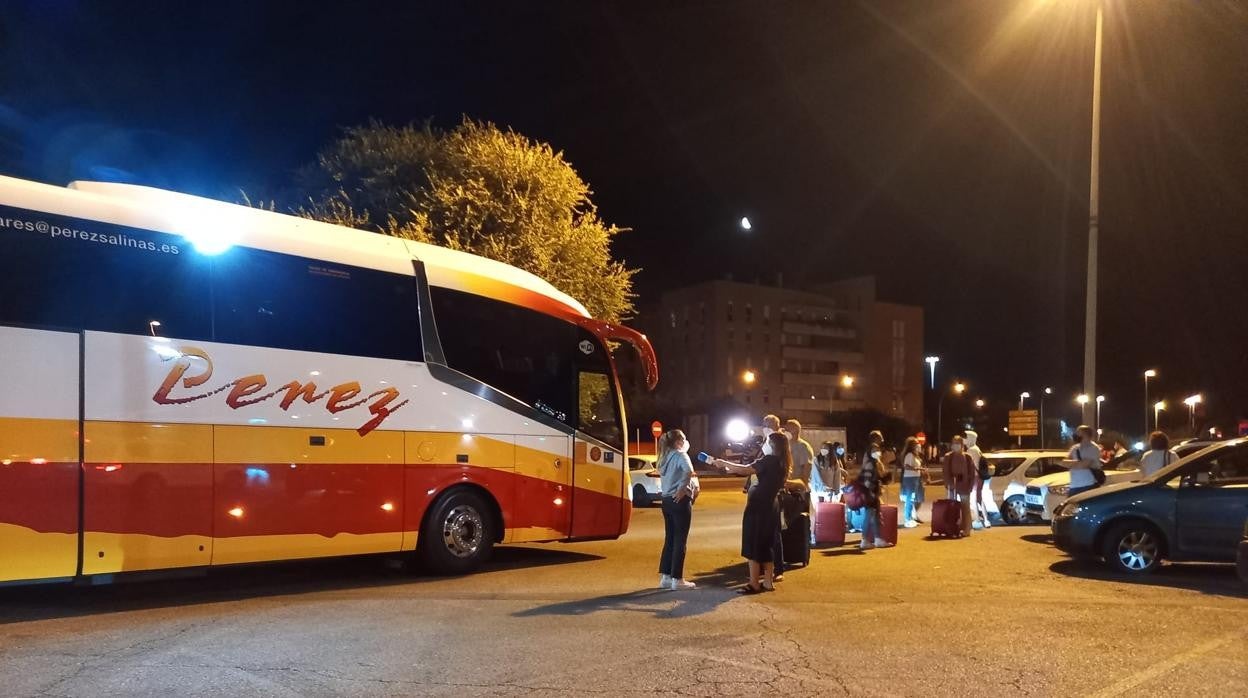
[0,175,658,585]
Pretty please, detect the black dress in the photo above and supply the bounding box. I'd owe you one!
[740,454,784,562]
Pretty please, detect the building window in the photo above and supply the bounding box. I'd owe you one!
[727,301,734,322]
[669,311,676,329]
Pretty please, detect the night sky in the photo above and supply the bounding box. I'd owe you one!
[3,1,1247,431]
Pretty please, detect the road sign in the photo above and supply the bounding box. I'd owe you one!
[1008,409,1039,437]
[915,432,927,446]
[650,421,663,438]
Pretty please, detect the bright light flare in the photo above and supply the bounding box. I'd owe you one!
[725,418,751,443]
[739,216,752,231]
[227,507,245,518]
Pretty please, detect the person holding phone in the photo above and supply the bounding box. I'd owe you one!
[1065,425,1103,496]
[707,431,794,594]
[656,429,698,590]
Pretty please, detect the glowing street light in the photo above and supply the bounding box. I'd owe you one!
[975,399,985,409]
[1076,394,1090,424]
[1144,369,1157,434]
[1183,394,1202,428]
[954,382,966,395]
[841,375,855,388]
[1154,400,1166,430]
[148,320,161,337]
[742,370,756,385]
[739,216,752,231]
[925,356,940,389]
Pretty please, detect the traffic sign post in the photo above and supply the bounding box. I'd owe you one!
[1008,410,1039,447]
[651,420,663,456]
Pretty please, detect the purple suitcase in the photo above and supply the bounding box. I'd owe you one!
[931,499,962,537]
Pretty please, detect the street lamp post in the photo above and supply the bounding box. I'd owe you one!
[1082,2,1105,418]
[1154,400,1166,431]
[1077,394,1090,425]
[925,356,940,390]
[1183,394,1202,430]
[1041,387,1053,448]
[937,381,966,445]
[1095,395,1105,434]
[1143,369,1156,435]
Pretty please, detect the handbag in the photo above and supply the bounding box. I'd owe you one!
[842,484,866,510]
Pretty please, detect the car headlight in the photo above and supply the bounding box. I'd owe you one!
[1051,485,1070,497]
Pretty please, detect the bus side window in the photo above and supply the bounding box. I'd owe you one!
[578,371,621,450]
[211,247,422,360]
[430,287,577,425]
[0,205,212,340]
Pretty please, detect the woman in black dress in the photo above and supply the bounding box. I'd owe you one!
[710,431,794,594]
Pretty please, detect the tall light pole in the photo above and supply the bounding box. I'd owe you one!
[1143,369,1156,435]
[1154,400,1166,431]
[1077,394,1090,425]
[937,381,966,445]
[1096,395,1105,435]
[1018,392,1031,447]
[1082,2,1105,417]
[1041,387,1053,448]
[1183,394,1202,430]
[925,356,940,390]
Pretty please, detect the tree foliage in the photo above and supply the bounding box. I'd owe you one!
[293,119,636,321]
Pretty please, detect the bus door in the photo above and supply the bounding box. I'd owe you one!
[0,326,81,583]
[570,366,627,540]
[513,434,572,542]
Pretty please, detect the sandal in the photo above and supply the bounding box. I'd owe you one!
[736,584,764,595]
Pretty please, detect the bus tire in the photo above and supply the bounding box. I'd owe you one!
[418,488,495,575]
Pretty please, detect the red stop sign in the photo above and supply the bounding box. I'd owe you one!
[916,431,927,446]
[651,421,663,438]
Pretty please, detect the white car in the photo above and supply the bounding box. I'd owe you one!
[981,450,1071,524]
[629,454,661,507]
[1024,450,1143,522]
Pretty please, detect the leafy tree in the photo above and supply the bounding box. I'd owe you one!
[293,119,636,321]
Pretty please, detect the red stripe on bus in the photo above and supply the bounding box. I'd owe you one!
[0,461,78,534]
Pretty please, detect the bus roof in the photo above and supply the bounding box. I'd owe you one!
[0,175,590,318]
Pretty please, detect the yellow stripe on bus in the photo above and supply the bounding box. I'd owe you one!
[404,432,516,468]
[212,531,404,565]
[84,421,212,464]
[0,524,77,583]
[80,532,213,574]
[215,425,403,465]
[0,417,78,463]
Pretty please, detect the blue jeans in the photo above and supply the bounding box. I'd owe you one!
[861,506,881,543]
[659,496,693,579]
[901,477,922,522]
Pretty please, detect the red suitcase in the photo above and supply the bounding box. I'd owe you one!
[931,499,962,537]
[879,504,899,545]
[814,500,846,546]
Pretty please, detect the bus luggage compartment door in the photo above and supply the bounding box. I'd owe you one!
[0,326,81,583]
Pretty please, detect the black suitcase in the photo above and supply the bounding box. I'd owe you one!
[781,512,811,567]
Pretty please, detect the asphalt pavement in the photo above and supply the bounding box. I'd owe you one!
[1,478,1244,696]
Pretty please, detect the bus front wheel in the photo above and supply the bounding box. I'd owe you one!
[418,488,495,575]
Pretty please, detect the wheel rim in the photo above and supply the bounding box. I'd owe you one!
[1008,500,1026,523]
[441,504,484,559]
[1116,530,1158,571]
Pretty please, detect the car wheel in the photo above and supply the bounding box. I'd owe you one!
[418,488,495,575]
[633,484,650,507]
[1102,521,1163,574]
[1003,496,1028,525]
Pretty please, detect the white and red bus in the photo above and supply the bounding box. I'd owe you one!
[0,175,657,584]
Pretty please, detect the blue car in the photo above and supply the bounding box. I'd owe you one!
[1052,438,1248,574]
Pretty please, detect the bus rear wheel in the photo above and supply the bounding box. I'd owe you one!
[418,489,495,575]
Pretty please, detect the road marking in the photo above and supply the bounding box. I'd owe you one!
[1085,630,1245,698]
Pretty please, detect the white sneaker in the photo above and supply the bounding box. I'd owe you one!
[983,520,992,529]
[659,574,672,589]
[903,520,918,529]
[874,538,894,548]
[667,578,696,590]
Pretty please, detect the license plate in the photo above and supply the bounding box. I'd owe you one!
[1025,495,1043,506]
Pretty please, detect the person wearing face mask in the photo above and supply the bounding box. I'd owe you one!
[941,434,976,537]
[898,436,925,528]
[656,429,698,590]
[709,432,794,593]
[964,430,992,529]
[854,432,894,550]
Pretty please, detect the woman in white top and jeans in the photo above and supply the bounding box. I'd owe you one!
[899,436,925,528]
[1066,425,1103,496]
[1140,431,1180,477]
[656,429,697,590]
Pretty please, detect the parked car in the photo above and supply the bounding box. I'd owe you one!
[628,454,661,507]
[1024,449,1143,522]
[981,450,1070,524]
[1052,437,1248,573]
